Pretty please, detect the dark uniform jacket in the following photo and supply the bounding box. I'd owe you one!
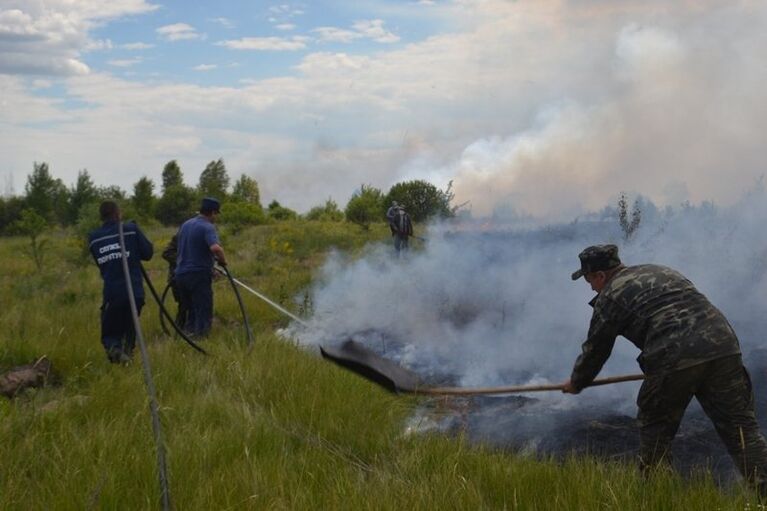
[88,221,154,303]
[571,264,741,390]
[393,210,413,239]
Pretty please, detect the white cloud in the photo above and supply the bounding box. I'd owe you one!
[217,36,308,51]
[312,19,400,45]
[83,39,113,51]
[352,19,400,43]
[312,27,361,43]
[30,78,52,89]
[156,23,200,41]
[209,17,234,28]
[268,5,304,17]
[120,42,154,50]
[295,52,369,73]
[0,1,157,76]
[107,57,142,67]
[3,0,767,219]
[275,23,296,31]
[193,64,217,71]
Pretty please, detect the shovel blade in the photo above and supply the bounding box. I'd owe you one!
[320,339,422,393]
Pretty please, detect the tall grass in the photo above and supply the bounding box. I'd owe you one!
[0,221,760,509]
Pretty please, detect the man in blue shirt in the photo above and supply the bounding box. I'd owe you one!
[88,201,154,363]
[174,197,228,337]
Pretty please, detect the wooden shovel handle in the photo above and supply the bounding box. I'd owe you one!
[413,373,645,396]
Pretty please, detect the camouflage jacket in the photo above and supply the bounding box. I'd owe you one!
[570,264,741,390]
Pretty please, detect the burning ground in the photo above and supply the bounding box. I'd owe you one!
[289,188,767,486]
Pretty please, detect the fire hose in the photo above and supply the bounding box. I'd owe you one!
[117,221,171,510]
[156,266,255,347]
[141,265,207,355]
[217,264,255,348]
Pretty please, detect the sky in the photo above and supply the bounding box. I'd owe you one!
[1,0,766,218]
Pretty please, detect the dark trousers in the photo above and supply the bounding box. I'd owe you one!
[100,298,143,356]
[394,235,409,254]
[637,354,767,493]
[175,270,213,337]
[169,278,189,328]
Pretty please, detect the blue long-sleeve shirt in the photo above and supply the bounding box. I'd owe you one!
[88,221,153,303]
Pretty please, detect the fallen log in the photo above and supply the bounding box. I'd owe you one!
[0,356,53,398]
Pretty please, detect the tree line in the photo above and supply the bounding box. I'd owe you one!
[0,159,457,236]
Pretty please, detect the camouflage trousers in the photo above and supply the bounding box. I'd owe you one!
[637,354,767,494]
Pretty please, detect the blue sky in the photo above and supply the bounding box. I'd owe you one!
[83,1,444,87]
[2,1,766,218]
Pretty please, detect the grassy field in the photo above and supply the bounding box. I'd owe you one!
[0,221,760,509]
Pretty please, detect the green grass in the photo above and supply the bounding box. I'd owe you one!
[0,221,760,509]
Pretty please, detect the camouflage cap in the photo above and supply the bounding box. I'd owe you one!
[571,244,621,280]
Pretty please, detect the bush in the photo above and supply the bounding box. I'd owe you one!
[304,199,344,222]
[220,202,266,234]
[267,200,298,221]
[345,185,384,230]
[10,209,48,271]
[383,179,454,222]
[0,196,25,235]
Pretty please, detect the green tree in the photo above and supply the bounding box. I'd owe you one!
[131,176,156,221]
[305,198,344,222]
[66,169,98,225]
[345,185,384,230]
[24,162,69,225]
[96,185,126,201]
[383,179,454,223]
[11,209,48,271]
[618,192,641,241]
[161,160,183,193]
[267,200,298,221]
[231,174,261,206]
[198,158,230,200]
[220,202,266,234]
[0,195,25,235]
[156,185,197,226]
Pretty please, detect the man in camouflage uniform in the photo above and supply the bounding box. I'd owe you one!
[562,244,767,495]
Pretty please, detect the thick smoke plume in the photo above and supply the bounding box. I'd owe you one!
[292,187,767,419]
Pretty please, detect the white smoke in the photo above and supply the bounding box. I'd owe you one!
[292,185,767,414]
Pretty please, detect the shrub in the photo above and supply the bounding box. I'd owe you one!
[304,199,344,222]
[383,179,454,222]
[220,202,266,234]
[345,185,384,230]
[267,200,298,221]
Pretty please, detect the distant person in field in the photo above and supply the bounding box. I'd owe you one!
[88,201,154,364]
[387,203,414,256]
[562,244,767,496]
[174,197,227,337]
[386,200,399,228]
[161,233,189,329]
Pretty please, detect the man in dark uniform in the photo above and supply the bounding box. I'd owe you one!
[174,197,227,337]
[562,244,767,495]
[386,204,413,256]
[88,201,153,363]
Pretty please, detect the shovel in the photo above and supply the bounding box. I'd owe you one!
[320,339,644,396]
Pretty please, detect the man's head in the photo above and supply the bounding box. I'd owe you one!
[99,200,120,222]
[200,197,221,218]
[571,244,622,292]
[391,200,399,208]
